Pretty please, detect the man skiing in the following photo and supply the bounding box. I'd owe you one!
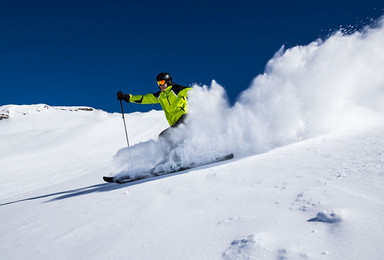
[117,72,192,146]
[102,72,233,183]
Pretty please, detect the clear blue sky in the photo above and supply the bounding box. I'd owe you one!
[1,0,383,113]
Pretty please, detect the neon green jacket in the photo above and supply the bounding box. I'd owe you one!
[129,84,191,126]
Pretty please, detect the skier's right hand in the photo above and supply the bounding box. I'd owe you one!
[117,91,130,102]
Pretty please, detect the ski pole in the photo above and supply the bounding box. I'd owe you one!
[119,100,130,148]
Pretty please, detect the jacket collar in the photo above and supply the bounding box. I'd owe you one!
[161,85,172,93]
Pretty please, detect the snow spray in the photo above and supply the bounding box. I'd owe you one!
[186,17,384,157]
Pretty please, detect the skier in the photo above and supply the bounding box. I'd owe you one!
[116,72,192,148]
[103,73,233,183]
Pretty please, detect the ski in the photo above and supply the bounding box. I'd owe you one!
[103,176,116,183]
[103,153,234,184]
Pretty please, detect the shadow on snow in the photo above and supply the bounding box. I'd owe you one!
[0,170,190,207]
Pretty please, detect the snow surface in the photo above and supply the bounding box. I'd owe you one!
[1,19,384,259]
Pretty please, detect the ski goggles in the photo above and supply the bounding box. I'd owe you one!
[157,80,166,86]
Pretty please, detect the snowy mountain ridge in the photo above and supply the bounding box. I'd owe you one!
[0,104,95,120]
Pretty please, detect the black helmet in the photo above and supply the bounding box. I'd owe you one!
[156,72,172,82]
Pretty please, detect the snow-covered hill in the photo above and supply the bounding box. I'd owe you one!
[1,103,384,260]
[0,104,167,198]
[1,19,384,260]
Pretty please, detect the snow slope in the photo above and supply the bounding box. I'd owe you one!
[1,104,384,260]
[1,18,384,260]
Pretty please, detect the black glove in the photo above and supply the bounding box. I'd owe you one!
[117,91,130,102]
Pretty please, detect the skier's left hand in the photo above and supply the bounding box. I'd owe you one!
[117,91,130,102]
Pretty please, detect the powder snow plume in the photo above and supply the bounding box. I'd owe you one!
[113,17,384,174]
[185,17,384,158]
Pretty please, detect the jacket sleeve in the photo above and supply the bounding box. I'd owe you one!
[129,92,160,104]
[172,84,192,98]
[177,87,191,99]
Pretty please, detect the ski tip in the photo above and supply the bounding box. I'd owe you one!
[103,175,133,184]
[103,176,115,183]
[216,153,234,161]
[226,153,234,159]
